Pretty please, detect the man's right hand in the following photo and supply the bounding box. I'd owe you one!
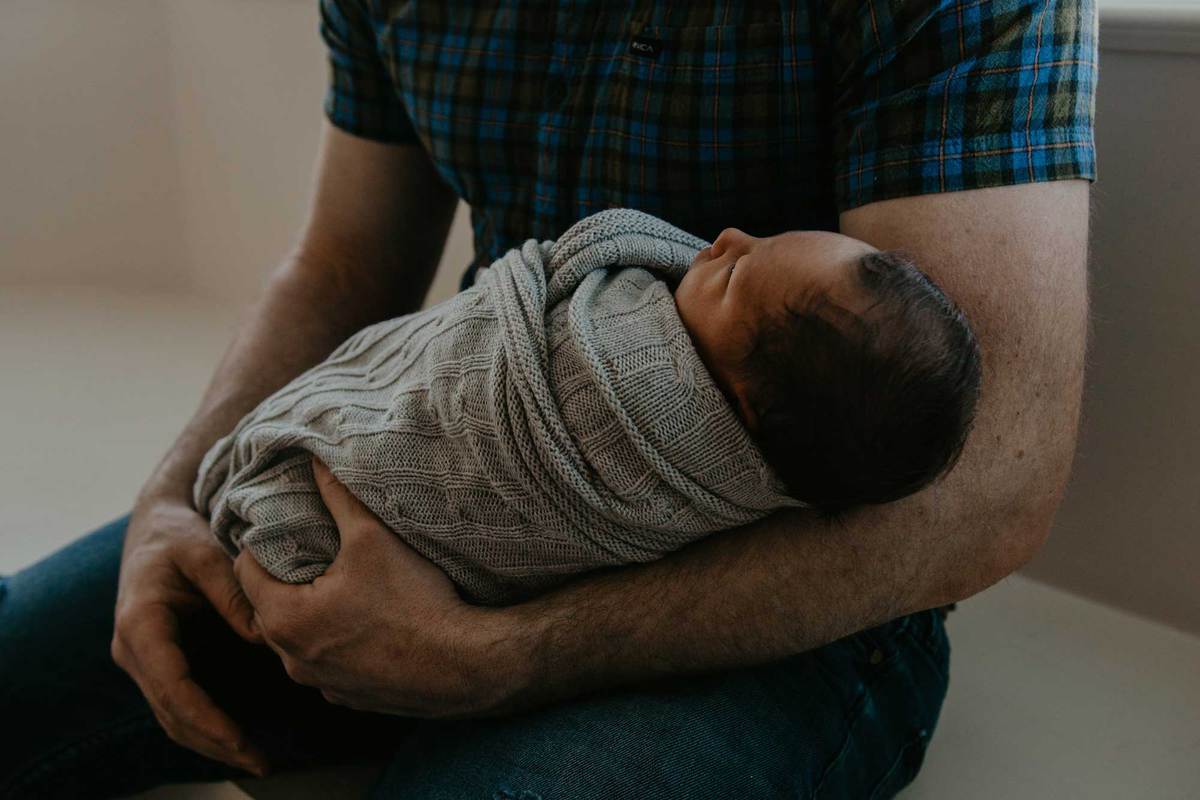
[111,494,270,776]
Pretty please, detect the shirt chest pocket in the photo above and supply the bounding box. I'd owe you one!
[581,22,788,234]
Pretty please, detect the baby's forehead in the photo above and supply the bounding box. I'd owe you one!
[768,228,863,254]
[760,230,857,283]
[757,230,876,318]
[768,230,876,278]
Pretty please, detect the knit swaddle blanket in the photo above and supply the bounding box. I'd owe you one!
[194,208,801,604]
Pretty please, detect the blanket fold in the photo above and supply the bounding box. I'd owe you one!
[195,208,799,604]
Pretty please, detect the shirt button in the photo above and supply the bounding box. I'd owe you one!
[869,648,884,665]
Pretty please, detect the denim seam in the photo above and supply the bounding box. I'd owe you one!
[1,711,162,798]
[809,680,870,800]
[866,730,928,800]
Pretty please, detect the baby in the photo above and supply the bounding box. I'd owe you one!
[195,209,980,604]
[674,226,981,516]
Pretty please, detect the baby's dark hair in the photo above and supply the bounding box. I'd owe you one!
[740,250,981,518]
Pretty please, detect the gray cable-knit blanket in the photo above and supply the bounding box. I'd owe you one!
[194,209,800,604]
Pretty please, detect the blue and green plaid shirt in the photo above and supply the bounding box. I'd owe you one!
[320,0,1096,285]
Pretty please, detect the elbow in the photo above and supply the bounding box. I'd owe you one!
[934,483,1065,607]
[989,437,1079,583]
[937,397,1082,604]
[986,502,1056,582]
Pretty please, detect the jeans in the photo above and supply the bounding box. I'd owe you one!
[0,514,950,799]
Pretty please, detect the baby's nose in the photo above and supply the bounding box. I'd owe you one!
[712,227,751,256]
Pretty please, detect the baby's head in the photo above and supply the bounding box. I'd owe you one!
[675,227,981,517]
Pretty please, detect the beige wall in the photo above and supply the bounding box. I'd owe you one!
[0,0,472,303]
[162,0,326,302]
[0,0,186,289]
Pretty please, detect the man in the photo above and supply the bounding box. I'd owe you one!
[0,0,1095,797]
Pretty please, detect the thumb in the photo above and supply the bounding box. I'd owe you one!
[311,456,457,599]
[185,546,264,644]
[311,455,385,549]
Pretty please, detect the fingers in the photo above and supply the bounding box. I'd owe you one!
[179,542,263,644]
[310,456,359,521]
[310,455,458,595]
[311,456,385,548]
[233,549,307,628]
[112,606,269,777]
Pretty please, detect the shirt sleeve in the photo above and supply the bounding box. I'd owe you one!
[319,0,419,144]
[830,0,1098,211]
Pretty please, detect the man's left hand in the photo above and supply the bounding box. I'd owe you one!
[233,457,529,718]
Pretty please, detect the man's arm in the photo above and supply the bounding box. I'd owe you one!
[492,179,1089,707]
[111,121,458,772]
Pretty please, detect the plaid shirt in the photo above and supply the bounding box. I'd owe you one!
[320,0,1096,284]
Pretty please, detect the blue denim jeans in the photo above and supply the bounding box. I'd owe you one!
[0,515,950,799]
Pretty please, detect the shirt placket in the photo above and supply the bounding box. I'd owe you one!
[533,3,588,223]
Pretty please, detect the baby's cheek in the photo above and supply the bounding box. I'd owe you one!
[673,278,698,324]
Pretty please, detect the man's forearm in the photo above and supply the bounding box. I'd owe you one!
[501,493,964,707]
[491,182,1089,711]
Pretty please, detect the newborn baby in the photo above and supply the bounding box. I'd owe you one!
[675,226,981,514]
[195,209,980,605]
